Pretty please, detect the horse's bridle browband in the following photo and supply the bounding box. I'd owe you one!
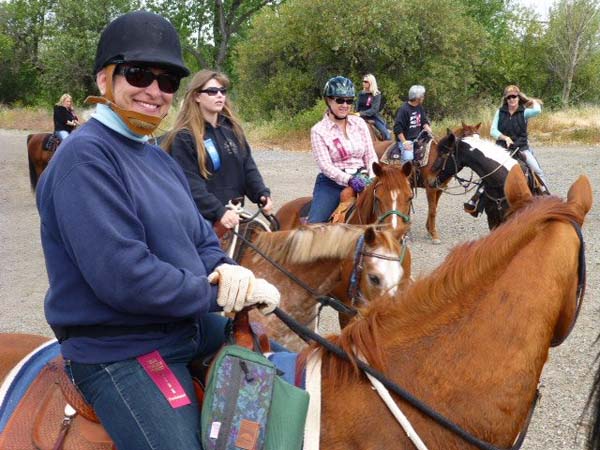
[272,219,587,450]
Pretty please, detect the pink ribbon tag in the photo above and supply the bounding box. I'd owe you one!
[138,351,191,409]
[333,138,349,160]
[366,96,372,107]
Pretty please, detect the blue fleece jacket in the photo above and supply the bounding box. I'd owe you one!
[36,118,233,363]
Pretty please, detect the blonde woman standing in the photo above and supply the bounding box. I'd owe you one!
[163,70,272,230]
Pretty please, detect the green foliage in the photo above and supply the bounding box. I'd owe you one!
[234,0,487,120]
[39,0,140,104]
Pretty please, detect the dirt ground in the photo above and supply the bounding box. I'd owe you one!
[1,128,599,449]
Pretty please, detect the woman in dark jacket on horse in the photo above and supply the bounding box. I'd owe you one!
[53,93,79,139]
[491,84,548,190]
[355,73,391,140]
[35,11,279,450]
[163,70,273,231]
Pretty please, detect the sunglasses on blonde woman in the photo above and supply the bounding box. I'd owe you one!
[199,87,228,96]
[506,94,519,100]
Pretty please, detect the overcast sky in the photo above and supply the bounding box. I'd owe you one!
[516,0,555,19]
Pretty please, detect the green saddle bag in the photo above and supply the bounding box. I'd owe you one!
[201,345,309,450]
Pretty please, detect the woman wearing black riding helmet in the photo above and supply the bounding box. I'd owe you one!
[35,10,279,450]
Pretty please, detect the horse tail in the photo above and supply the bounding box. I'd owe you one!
[587,350,600,450]
[27,135,39,191]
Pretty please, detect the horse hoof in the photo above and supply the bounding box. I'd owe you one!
[432,238,441,245]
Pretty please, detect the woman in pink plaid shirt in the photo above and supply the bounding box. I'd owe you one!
[307,76,379,223]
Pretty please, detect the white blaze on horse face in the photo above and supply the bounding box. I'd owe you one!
[463,136,518,171]
[365,245,404,297]
[390,190,399,228]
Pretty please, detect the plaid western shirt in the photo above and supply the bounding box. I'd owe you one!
[310,112,378,186]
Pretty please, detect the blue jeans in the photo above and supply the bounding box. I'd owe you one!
[66,314,229,450]
[56,130,69,140]
[372,116,391,140]
[307,173,344,223]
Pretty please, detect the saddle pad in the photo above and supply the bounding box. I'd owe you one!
[0,339,59,433]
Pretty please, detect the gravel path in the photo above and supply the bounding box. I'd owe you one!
[1,128,598,449]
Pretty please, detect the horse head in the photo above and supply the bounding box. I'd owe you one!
[350,225,411,309]
[355,162,412,228]
[430,131,464,185]
[454,121,482,139]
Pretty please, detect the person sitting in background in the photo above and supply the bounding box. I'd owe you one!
[163,69,273,231]
[307,76,378,223]
[355,73,391,140]
[393,85,433,161]
[53,93,79,139]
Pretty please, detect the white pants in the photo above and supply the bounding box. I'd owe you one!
[521,149,549,188]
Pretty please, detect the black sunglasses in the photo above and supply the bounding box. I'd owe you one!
[506,94,519,100]
[199,87,228,96]
[116,65,180,94]
[331,97,354,105]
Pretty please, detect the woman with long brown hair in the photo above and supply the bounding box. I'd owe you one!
[163,70,272,230]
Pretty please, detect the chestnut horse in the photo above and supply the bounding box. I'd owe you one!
[26,133,57,191]
[303,166,592,449]
[378,132,450,244]
[432,126,547,229]
[241,223,410,350]
[275,161,413,231]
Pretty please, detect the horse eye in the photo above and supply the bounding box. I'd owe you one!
[368,274,381,286]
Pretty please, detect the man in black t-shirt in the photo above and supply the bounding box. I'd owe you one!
[393,85,433,156]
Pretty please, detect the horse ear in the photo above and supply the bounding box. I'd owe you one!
[505,166,532,209]
[402,161,413,177]
[372,162,383,177]
[567,175,593,218]
[461,121,466,128]
[446,128,452,135]
[475,122,482,132]
[364,227,377,245]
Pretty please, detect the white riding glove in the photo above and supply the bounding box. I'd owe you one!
[246,279,280,315]
[207,263,255,313]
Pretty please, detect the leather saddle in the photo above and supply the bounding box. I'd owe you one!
[0,356,115,450]
[0,314,267,450]
[43,134,61,152]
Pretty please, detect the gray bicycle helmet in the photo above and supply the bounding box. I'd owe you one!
[323,76,355,98]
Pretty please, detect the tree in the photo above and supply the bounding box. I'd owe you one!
[147,0,283,71]
[545,0,600,106]
[39,0,140,103]
[234,0,486,120]
[0,0,55,103]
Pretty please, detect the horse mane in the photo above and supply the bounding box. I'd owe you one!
[322,195,584,383]
[462,135,512,161]
[251,224,366,265]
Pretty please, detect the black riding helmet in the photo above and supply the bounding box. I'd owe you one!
[94,10,190,77]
